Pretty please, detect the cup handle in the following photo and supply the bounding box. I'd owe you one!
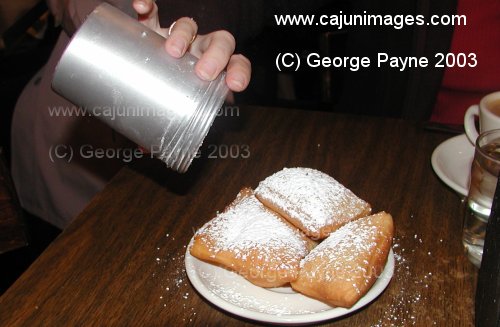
[464,104,479,145]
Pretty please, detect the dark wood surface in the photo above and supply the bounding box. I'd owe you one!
[0,106,477,326]
[0,149,28,254]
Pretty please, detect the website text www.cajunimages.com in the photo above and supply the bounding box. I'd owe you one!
[47,104,240,120]
[274,12,476,72]
[274,11,466,30]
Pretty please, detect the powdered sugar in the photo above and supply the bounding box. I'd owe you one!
[298,213,390,295]
[255,167,371,236]
[194,190,310,270]
[198,269,319,315]
[154,234,198,323]
[372,233,439,326]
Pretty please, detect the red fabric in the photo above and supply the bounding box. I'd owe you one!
[430,0,500,125]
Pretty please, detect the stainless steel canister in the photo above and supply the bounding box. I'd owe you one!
[52,3,228,173]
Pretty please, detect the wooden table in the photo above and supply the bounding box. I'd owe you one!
[0,149,28,254]
[0,106,477,326]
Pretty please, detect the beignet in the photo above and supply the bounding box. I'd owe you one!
[190,188,315,288]
[290,211,393,308]
[255,167,371,239]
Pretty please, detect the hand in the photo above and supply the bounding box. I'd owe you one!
[132,0,251,93]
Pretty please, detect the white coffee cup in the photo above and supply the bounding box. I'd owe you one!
[464,91,500,145]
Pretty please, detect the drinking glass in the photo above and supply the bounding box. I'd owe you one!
[463,129,500,267]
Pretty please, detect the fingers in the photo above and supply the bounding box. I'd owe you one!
[131,3,250,92]
[133,3,197,58]
[192,31,235,81]
[165,17,198,58]
[132,0,164,35]
[192,31,250,91]
[225,54,251,92]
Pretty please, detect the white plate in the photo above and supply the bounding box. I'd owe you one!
[185,243,394,325]
[431,134,474,196]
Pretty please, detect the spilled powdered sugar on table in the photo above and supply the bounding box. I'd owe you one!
[372,233,439,326]
[153,233,198,324]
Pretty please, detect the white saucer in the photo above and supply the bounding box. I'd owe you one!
[431,134,474,196]
[185,243,394,325]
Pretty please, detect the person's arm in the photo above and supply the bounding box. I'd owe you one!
[133,0,250,92]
